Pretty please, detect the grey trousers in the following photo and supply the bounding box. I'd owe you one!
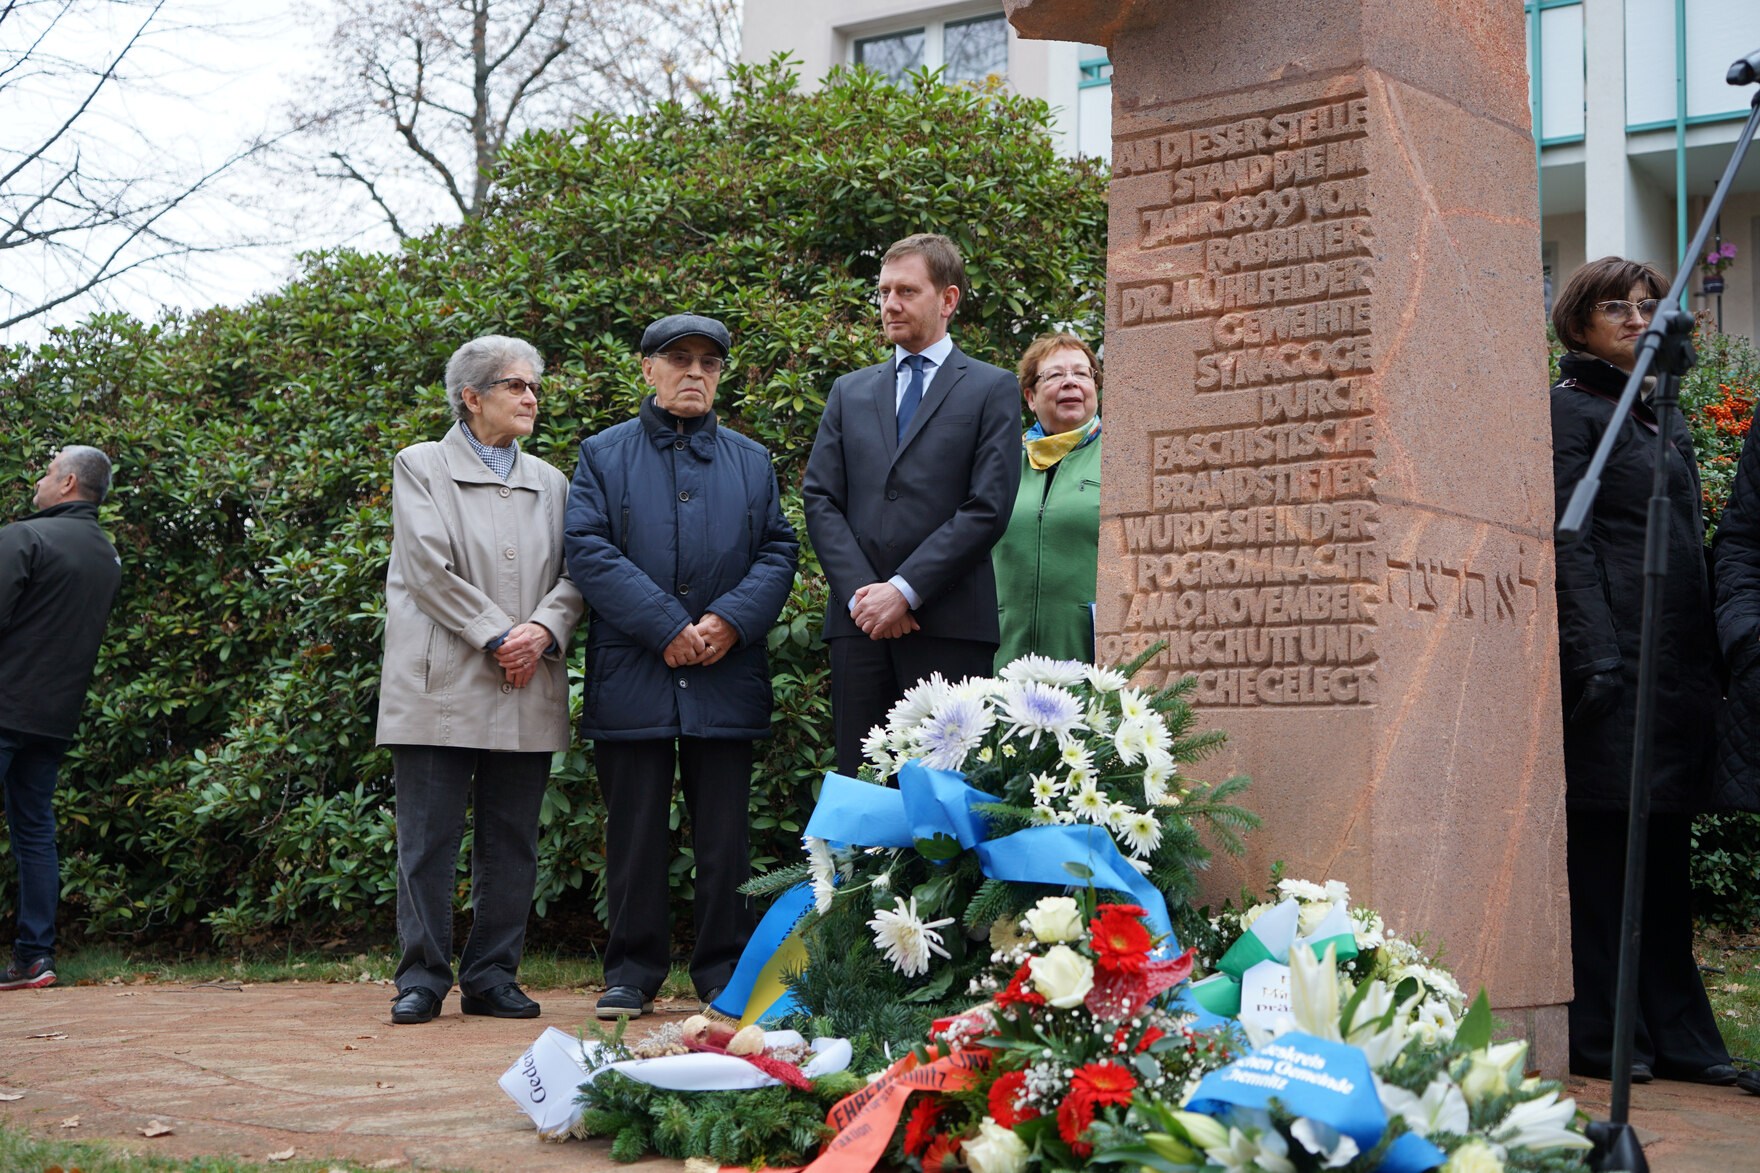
[390,744,550,998]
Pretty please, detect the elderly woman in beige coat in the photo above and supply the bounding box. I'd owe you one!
[376,334,583,1025]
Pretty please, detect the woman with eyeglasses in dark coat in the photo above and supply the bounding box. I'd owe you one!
[1549,256,1734,1087]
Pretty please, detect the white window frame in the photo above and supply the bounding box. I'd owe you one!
[842,2,1009,80]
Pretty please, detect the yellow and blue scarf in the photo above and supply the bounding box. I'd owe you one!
[1023,414,1102,471]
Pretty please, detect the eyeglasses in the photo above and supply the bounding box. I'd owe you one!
[654,351,725,375]
[1592,299,1660,322]
[486,376,542,397]
[1035,367,1096,385]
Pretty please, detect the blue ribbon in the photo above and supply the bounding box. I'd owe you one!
[1187,1032,1447,1173]
[803,763,1179,954]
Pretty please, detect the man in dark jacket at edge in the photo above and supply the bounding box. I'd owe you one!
[565,314,798,1021]
[0,446,122,990]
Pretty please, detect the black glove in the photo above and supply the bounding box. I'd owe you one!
[1569,669,1624,724]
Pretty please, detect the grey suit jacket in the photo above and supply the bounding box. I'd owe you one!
[803,342,1022,642]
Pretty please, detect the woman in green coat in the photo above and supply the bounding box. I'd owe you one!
[992,332,1102,669]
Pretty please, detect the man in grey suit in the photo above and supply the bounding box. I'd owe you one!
[804,233,1022,776]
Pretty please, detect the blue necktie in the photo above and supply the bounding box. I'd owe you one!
[897,354,926,443]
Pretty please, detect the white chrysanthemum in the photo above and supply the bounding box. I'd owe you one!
[1070,786,1110,823]
[806,836,838,914]
[1136,718,1173,759]
[1113,717,1154,764]
[1143,773,1170,806]
[1029,803,1059,826]
[872,870,891,892]
[1116,688,1152,721]
[1352,909,1386,950]
[999,653,1088,687]
[1085,665,1130,692]
[997,679,1084,747]
[1128,856,1153,875]
[913,693,996,771]
[1323,879,1351,903]
[867,896,955,977]
[1084,697,1113,736]
[1030,772,1061,802]
[1106,801,1135,832]
[1119,810,1163,857]
[889,673,952,730]
[976,745,994,763]
[1059,740,1095,772]
[1066,764,1096,792]
[1278,878,1332,903]
[1413,997,1458,1045]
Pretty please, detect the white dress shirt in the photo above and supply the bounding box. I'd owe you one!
[850,333,957,616]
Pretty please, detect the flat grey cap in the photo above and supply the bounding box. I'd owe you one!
[641,313,731,357]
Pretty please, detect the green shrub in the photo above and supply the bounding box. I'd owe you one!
[0,60,1108,948]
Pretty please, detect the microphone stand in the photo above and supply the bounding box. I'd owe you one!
[1555,54,1760,1173]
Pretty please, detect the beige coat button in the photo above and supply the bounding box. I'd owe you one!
[499,487,511,498]
[501,683,513,693]
[505,548,516,559]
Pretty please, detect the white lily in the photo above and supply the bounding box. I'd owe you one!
[1342,978,1419,1069]
[1376,1074,1469,1137]
[1205,1125,1296,1173]
[1492,1090,1594,1152]
[1290,1117,1360,1168]
[1288,942,1343,1041]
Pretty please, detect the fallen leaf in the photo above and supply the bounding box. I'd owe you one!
[1723,1009,1741,1018]
[266,1147,296,1161]
[29,1031,69,1040]
[1723,983,1746,994]
[75,978,96,987]
[356,1034,377,1040]
[343,1044,357,1050]
[369,1160,407,1170]
[0,1090,22,1100]
[139,1120,174,1137]
[59,1114,80,1128]
[114,991,137,997]
[375,1080,394,1088]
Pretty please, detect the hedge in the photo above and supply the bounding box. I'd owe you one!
[0,60,1109,949]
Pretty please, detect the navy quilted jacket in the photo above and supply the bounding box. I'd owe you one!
[564,398,798,740]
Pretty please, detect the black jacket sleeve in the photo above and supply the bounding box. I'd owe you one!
[1551,389,1624,683]
[1714,425,1760,673]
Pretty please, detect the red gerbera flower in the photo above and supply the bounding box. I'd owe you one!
[987,1069,1040,1127]
[1089,908,1152,973]
[903,1098,942,1156]
[1096,902,1147,918]
[922,1133,963,1171]
[1136,1026,1165,1052]
[1056,1090,1095,1156]
[994,960,1045,1009]
[1071,1061,1137,1108]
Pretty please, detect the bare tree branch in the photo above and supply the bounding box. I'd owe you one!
[283,0,742,238]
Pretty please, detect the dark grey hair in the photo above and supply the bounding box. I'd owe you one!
[57,445,112,503]
[443,335,544,422]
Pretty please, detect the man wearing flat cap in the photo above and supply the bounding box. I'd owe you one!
[565,313,799,1019]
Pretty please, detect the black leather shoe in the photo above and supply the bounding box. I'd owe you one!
[699,986,724,1013]
[461,983,540,1018]
[1655,1062,1738,1086]
[390,986,442,1024]
[595,985,653,1019]
[1735,1068,1760,1096]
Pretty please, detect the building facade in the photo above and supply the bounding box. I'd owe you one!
[1532,0,1760,340]
[745,2,1760,342]
[739,1,1113,160]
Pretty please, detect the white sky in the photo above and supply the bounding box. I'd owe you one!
[4,0,343,343]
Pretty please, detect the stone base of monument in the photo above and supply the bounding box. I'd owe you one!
[1007,0,1571,1074]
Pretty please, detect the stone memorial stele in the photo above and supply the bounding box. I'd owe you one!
[1005,0,1571,1073]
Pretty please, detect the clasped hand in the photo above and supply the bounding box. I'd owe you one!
[850,581,919,641]
[494,622,553,688]
[664,612,738,668]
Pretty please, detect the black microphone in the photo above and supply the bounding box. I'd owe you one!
[1731,47,1760,86]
